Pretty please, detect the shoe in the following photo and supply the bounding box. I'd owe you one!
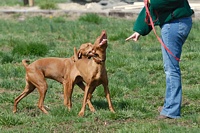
[158,106,163,112]
[157,115,171,120]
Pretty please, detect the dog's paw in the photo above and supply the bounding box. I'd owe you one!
[89,107,96,113]
[44,105,50,110]
[67,107,71,112]
[78,111,84,117]
[110,108,115,113]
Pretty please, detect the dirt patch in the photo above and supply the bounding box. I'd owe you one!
[58,2,103,11]
[0,2,106,20]
[0,2,104,11]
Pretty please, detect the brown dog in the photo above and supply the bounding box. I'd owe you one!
[65,31,115,116]
[13,43,93,114]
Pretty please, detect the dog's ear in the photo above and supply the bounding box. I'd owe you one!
[77,43,94,59]
[77,49,83,59]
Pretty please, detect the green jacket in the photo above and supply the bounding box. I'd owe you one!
[133,0,194,36]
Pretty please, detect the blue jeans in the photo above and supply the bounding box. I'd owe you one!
[160,17,192,118]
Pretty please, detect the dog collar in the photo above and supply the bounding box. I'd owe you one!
[93,56,105,64]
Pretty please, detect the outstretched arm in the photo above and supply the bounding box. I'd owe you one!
[125,32,141,42]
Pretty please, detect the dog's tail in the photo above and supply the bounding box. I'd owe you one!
[22,59,30,68]
[73,47,78,62]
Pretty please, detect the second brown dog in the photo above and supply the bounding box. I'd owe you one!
[65,30,115,116]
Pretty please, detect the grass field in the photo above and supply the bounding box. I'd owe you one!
[0,9,200,133]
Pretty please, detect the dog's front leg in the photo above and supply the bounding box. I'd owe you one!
[78,85,90,117]
[103,84,115,113]
[63,80,73,111]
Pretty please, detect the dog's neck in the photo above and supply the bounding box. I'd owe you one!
[92,51,106,64]
[93,56,105,64]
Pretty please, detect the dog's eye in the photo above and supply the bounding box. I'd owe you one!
[94,53,99,57]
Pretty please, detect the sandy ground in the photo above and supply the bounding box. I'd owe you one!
[0,1,199,11]
[0,2,114,11]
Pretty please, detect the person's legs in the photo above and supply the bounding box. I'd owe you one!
[160,17,192,118]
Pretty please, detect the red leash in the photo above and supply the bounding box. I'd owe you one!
[144,0,180,62]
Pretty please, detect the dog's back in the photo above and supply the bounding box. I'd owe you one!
[24,57,73,83]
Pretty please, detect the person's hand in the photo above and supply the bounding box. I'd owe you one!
[125,32,141,42]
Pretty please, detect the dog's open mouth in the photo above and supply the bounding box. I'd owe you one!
[99,31,107,45]
[100,39,107,45]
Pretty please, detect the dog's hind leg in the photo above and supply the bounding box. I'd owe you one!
[36,81,48,114]
[77,82,95,112]
[87,87,96,113]
[25,71,49,114]
[13,81,35,113]
[78,85,90,117]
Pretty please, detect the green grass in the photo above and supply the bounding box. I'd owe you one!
[39,1,58,10]
[0,12,200,132]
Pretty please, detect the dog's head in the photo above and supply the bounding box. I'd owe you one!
[93,30,107,49]
[90,30,107,63]
[76,30,108,59]
[73,31,107,63]
[77,43,93,59]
